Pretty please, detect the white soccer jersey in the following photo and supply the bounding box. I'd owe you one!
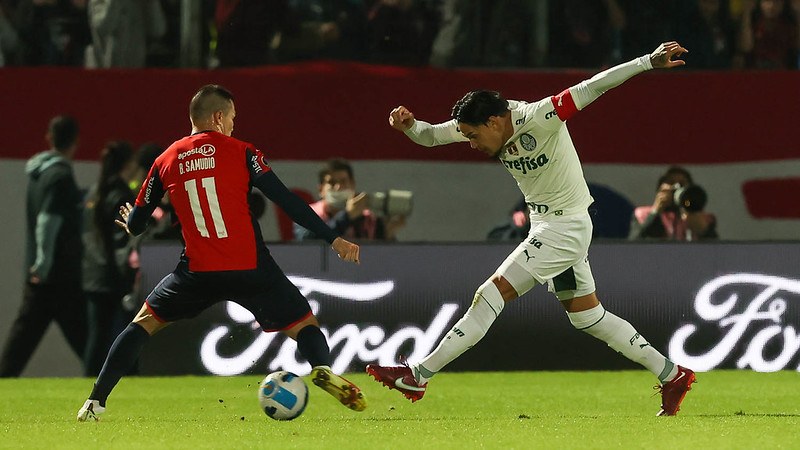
[404,55,654,220]
[405,99,591,218]
[495,98,593,217]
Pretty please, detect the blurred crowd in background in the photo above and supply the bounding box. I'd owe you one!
[0,0,798,70]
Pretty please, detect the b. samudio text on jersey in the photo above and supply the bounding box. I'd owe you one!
[179,157,216,174]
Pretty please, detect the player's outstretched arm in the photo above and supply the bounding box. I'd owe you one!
[253,170,341,244]
[389,105,466,147]
[557,41,688,117]
[331,237,360,264]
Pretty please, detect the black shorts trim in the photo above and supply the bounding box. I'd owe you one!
[263,310,313,333]
[144,301,167,323]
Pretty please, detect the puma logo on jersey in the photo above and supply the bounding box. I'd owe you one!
[523,249,535,262]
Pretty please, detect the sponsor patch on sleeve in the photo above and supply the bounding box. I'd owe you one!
[249,147,272,175]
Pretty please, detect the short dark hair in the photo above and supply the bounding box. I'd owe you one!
[48,115,79,152]
[318,158,354,184]
[137,142,163,171]
[189,84,234,123]
[451,90,509,126]
[656,166,694,190]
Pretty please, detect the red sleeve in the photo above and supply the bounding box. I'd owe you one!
[551,89,579,121]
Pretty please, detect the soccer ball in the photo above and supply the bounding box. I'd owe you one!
[258,371,308,421]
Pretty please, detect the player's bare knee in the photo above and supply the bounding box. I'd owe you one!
[490,275,519,302]
[562,292,600,313]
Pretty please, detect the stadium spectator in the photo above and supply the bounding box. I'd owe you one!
[481,0,541,67]
[294,158,406,241]
[429,0,540,68]
[675,183,718,241]
[129,142,183,241]
[629,166,718,240]
[675,0,736,69]
[85,0,166,68]
[486,198,530,241]
[365,0,438,66]
[273,0,367,62]
[0,115,87,377]
[12,0,90,65]
[547,0,626,68]
[617,0,674,61]
[734,0,799,69]
[367,42,697,416]
[129,142,162,193]
[0,6,19,66]
[77,84,366,421]
[490,184,635,241]
[427,0,481,67]
[81,141,139,376]
[145,0,180,66]
[213,0,285,67]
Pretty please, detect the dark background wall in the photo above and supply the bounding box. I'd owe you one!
[138,242,800,375]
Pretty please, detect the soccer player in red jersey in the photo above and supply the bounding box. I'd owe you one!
[78,85,365,421]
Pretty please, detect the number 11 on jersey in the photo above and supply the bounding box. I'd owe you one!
[184,177,228,238]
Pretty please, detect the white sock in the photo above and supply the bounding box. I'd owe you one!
[413,280,505,384]
[568,304,676,383]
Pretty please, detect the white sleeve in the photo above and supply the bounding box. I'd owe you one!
[403,119,467,147]
[569,55,653,111]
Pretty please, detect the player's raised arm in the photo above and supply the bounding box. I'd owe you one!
[251,166,360,264]
[389,105,467,147]
[550,41,688,121]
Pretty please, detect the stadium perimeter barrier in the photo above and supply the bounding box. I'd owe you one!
[139,241,800,376]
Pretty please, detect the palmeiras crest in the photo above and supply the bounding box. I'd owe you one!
[520,133,537,152]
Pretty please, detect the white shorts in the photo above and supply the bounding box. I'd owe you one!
[495,212,596,301]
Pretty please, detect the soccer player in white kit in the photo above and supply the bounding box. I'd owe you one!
[367,42,696,416]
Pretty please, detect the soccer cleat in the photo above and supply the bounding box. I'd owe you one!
[656,366,696,416]
[76,399,105,422]
[366,363,427,403]
[310,367,367,412]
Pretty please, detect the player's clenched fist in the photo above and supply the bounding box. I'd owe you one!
[389,106,415,131]
[332,237,361,264]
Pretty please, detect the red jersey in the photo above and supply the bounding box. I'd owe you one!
[135,131,271,272]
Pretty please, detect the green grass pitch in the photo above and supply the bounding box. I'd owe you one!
[1,371,798,449]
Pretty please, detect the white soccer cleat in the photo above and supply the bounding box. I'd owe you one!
[77,399,105,422]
